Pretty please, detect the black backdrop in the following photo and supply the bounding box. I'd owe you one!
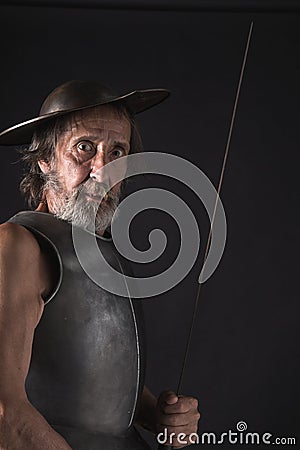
[0,2,299,449]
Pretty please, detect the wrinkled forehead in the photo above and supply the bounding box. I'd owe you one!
[59,104,131,136]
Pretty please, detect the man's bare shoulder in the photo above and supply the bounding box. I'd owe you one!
[0,221,41,258]
[0,221,56,303]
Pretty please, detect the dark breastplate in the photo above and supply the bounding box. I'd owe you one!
[9,211,149,450]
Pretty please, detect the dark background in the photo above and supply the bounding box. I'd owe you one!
[0,1,299,448]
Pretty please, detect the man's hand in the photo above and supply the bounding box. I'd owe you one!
[156,390,200,448]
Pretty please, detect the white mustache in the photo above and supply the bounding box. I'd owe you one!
[77,180,112,200]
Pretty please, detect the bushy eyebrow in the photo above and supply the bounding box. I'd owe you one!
[112,140,130,151]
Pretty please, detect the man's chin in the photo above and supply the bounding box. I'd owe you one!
[53,192,119,234]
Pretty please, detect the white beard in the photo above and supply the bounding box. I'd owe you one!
[44,171,120,234]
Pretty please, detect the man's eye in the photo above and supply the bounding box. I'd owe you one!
[77,142,94,152]
[111,148,124,159]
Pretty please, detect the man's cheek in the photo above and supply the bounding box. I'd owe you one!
[66,171,91,193]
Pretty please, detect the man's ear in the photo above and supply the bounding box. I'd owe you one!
[38,160,51,174]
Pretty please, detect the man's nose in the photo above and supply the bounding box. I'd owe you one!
[90,149,107,171]
[89,151,109,183]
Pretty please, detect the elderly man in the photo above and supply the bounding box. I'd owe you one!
[0,80,200,449]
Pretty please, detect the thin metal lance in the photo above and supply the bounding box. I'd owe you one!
[158,21,254,450]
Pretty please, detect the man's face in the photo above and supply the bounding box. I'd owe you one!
[40,104,131,234]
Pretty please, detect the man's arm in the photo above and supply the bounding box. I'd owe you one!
[0,222,72,450]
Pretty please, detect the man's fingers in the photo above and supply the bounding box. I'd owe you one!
[157,412,200,429]
[157,390,178,409]
[156,390,200,448]
[162,396,199,415]
[166,394,178,405]
[157,413,189,428]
